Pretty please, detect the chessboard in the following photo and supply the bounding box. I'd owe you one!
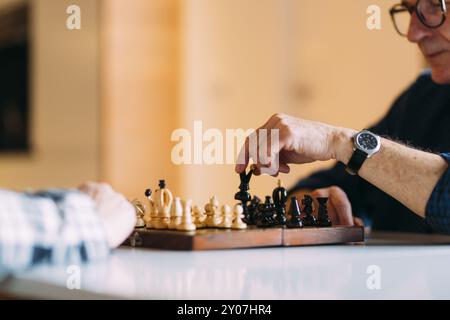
[123,226,364,251]
[125,168,365,251]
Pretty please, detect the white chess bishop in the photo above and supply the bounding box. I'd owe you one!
[144,188,157,229]
[153,180,173,230]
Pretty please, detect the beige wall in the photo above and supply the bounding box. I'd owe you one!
[0,0,100,190]
[100,0,181,199]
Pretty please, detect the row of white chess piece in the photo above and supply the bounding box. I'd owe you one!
[132,184,247,231]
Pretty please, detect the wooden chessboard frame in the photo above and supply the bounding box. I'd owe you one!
[123,226,364,251]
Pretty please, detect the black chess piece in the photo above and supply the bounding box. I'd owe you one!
[272,180,287,226]
[256,196,277,228]
[145,189,152,198]
[316,197,332,227]
[234,166,255,224]
[158,180,166,189]
[301,195,317,227]
[286,196,303,228]
[247,195,261,225]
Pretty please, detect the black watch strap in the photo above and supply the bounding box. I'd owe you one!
[345,149,368,176]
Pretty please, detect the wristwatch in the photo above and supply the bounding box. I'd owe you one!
[345,130,381,176]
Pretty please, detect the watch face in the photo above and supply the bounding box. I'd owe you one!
[357,132,378,151]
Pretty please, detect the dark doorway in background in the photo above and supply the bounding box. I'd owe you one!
[0,3,30,152]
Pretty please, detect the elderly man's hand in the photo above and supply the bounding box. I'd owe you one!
[235,113,356,176]
[78,182,136,248]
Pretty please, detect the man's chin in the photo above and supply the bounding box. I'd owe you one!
[430,68,450,85]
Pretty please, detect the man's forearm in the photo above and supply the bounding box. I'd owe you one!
[333,128,449,217]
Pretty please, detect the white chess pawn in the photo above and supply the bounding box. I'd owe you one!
[177,199,196,231]
[169,197,183,229]
[231,204,247,230]
[218,205,233,229]
[193,205,206,228]
[154,180,173,230]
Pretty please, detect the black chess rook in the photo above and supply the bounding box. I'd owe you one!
[316,197,332,227]
[301,195,317,227]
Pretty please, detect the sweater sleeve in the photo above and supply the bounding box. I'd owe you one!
[425,153,450,234]
[0,189,110,276]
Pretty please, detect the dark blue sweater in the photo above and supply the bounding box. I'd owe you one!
[291,71,450,233]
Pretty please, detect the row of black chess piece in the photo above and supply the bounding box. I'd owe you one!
[242,193,332,229]
[234,168,331,229]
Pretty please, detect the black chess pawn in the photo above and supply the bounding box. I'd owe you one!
[286,196,303,228]
[234,166,255,224]
[247,195,261,225]
[316,197,332,227]
[256,196,277,228]
[301,195,317,227]
[272,179,287,226]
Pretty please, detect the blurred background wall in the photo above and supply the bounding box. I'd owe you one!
[0,0,100,189]
[0,0,421,205]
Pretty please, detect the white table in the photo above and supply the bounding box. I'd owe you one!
[3,232,450,299]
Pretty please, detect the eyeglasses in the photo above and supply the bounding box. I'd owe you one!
[390,0,448,37]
